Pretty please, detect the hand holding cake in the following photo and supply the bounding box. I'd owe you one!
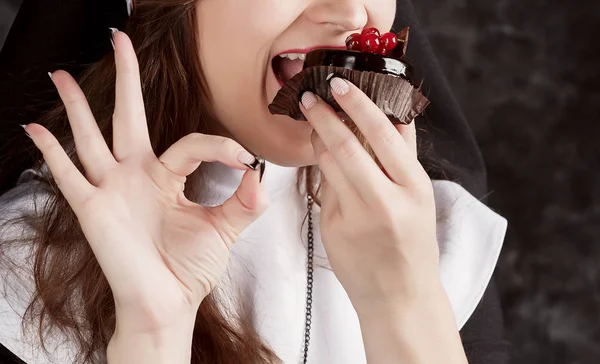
[269,26,429,169]
[299,75,440,315]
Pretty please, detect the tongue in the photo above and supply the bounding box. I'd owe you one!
[279,58,304,82]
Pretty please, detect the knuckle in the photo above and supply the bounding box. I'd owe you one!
[412,179,435,203]
[347,93,364,110]
[309,106,330,123]
[43,140,62,154]
[333,137,359,161]
[53,167,77,188]
[377,206,404,235]
[317,148,335,166]
[76,133,96,147]
[373,124,397,145]
[62,91,87,107]
[218,138,242,154]
[186,132,207,143]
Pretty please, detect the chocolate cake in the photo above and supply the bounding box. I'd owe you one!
[268,26,430,125]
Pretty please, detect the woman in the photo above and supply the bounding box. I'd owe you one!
[0,0,509,363]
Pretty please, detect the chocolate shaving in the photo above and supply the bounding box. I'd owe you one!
[393,26,410,58]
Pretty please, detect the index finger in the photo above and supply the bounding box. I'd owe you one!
[111,28,152,160]
[328,76,422,186]
[395,120,417,156]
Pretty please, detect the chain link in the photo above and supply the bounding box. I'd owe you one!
[302,194,315,364]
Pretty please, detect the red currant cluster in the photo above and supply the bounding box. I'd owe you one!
[345,28,399,55]
[346,28,398,55]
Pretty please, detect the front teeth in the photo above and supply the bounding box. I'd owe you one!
[278,53,306,61]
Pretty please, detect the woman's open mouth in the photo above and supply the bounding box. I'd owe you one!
[272,53,306,87]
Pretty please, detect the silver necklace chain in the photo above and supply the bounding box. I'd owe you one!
[302,194,315,364]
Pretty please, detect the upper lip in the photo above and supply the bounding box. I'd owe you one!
[272,44,347,60]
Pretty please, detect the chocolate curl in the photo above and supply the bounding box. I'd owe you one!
[394,26,410,58]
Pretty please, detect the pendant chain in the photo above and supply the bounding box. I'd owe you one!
[302,194,315,364]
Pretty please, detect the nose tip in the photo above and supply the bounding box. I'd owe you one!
[306,1,368,32]
[337,7,368,31]
[334,3,368,31]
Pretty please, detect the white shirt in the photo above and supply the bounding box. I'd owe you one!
[0,161,507,363]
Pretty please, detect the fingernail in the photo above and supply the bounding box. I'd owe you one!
[257,156,266,183]
[20,124,31,138]
[238,150,257,168]
[48,71,53,80]
[109,27,119,50]
[328,75,349,96]
[300,91,317,110]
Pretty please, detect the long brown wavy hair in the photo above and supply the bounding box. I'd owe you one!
[0,1,446,363]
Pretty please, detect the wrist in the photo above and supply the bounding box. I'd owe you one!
[107,321,195,364]
[107,306,198,364]
[353,271,445,319]
[356,281,468,364]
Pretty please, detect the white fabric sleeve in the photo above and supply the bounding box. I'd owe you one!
[0,172,76,364]
[432,180,508,330]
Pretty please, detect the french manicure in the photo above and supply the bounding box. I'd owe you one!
[20,124,31,138]
[48,72,53,80]
[327,75,349,96]
[109,27,119,50]
[238,150,257,168]
[300,91,317,110]
[257,156,266,183]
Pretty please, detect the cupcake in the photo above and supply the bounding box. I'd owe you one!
[268,26,430,126]
[268,27,429,169]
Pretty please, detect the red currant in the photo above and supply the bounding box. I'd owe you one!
[380,32,398,54]
[345,33,361,50]
[360,33,381,53]
[361,27,380,38]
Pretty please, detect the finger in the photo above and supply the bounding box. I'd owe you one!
[319,171,340,220]
[394,119,417,156]
[310,129,356,211]
[327,76,422,186]
[50,71,117,184]
[209,166,269,245]
[111,29,152,160]
[300,92,387,200]
[159,133,258,177]
[24,123,96,211]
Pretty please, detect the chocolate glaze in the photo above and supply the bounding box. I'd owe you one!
[303,49,421,86]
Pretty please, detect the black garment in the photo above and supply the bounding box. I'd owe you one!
[0,0,127,194]
[0,344,24,364]
[0,0,509,362]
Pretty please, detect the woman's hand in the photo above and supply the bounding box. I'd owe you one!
[23,31,269,337]
[300,77,440,313]
[300,77,468,363]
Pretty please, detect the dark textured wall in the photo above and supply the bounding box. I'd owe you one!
[411,1,600,363]
[1,1,599,363]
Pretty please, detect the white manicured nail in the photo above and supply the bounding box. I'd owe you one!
[301,91,317,110]
[237,150,257,166]
[329,77,349,96]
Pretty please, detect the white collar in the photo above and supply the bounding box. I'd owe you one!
[0,162,506,363]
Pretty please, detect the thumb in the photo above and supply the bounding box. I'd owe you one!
[209,167,269,239]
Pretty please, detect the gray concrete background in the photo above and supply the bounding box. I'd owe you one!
[1,1,599,363]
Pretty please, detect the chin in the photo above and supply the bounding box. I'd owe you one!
[260,138,318,168]
[253,114,318,167]
[267,151,318,168]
